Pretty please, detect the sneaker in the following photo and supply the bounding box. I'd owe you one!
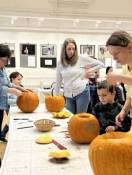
[0,137,8,143]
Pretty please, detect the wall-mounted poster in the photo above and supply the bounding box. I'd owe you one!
[3,43,16,68]
[98,45,122,68]
[20,43,37,68]
[40,58,57,68]
[40,44,57,58]
[40,44,57,68]
[80,45,95,58]
[98,45,112,60]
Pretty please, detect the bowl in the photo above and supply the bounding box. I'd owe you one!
[34,119,55,132]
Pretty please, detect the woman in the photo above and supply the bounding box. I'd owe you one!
[0,44,23,142]
[55,38,103,114]
[1,71,24,142]
[106,30,132,126]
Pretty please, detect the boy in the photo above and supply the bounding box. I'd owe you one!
[92,80,131,134]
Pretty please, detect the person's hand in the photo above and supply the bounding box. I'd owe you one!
[105,126,115,133]
[115,111,126,126]
[83,66,96,79]
[106,72,122,85]
[25,89,34,92]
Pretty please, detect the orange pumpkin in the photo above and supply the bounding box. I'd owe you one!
[17,91,39,113]
[89,132,132,175]
[45,95,65,112]
[68,113,100,143]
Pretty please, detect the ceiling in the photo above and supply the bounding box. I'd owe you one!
[0,0,132,34]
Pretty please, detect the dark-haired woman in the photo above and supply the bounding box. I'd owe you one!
[106,30,132,126]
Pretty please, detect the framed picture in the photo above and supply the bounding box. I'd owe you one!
[3,43,16,67]
[40,57,56,68]
[98,45,112,60]
[80,45,95,57]
[21,44,36,55]
[20,43,37,68]
[40,44,57,58]
[98,45,122,68]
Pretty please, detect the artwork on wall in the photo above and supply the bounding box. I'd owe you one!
[4,43,16,68]
[80,45,95,58]
[21,44,35,55]
[40,57,57,68]
[40,44,57,68]
[98,45,112,60]
[98,45,122,68]
[20,43,37,68]
[40,44,57,58]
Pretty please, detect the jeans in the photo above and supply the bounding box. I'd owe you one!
[65,86,90,114]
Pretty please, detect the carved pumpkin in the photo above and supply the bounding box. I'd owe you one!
[89,132,132,175]
[17,91,39,113]
[45,95,65,112]
[68,113,100,143]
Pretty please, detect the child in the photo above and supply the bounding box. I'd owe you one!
[92,80,131,134]
[8,71,23,106]
[1,72,23,142]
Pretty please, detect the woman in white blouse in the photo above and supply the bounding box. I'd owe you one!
[55,38,103,114]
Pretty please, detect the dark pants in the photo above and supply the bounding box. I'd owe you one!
[1,124,9,138]
[0,110,4,138]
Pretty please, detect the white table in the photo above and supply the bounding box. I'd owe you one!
[0,104,93,175]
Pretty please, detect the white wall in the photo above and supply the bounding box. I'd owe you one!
[0,30,120,89]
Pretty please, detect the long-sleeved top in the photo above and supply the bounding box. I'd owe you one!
[55,55,104,98]
[0,68,21,110]
[0,68,12,110]
[8,93,17,106]
[92,102,131,134]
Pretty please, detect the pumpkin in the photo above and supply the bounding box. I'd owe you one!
[45,95,65,112]
[68,113,100,143]
[17,91,39,113]
[89,132,132,175]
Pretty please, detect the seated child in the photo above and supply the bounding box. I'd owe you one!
[8,71,23,106]
[92,80,131,134]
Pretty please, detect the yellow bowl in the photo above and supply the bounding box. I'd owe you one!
[34,119,55,132]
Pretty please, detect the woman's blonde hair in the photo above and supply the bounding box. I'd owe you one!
[60,38,79,66]
[106,30,132,47]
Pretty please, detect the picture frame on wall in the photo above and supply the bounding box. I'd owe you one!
[98,45,122,68]
[4,43,16,67]
[98,45,112,60]
[40,44,57,58]
[40,57,57,68]
[21,44,35,55]
[80,45,95,57]
[20,43,37,68]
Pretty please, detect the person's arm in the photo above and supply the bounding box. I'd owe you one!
[115,97,131,126]
[116,113,131,132]
[54,63,63,95]
[11,83,27,92]
[80,55,104,78]
[8,88,22,97]
[106,72,132,85]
